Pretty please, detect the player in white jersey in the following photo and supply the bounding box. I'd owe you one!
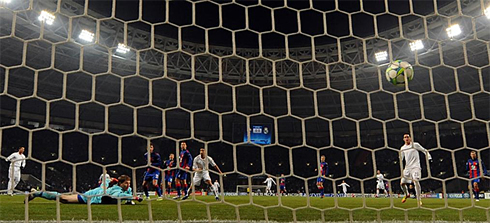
[5,147,26,195]
[400,134,432,206]
[183,148,223,201]
[337,180,350,197]
[263,176,276,196]
[213,180,220,196]
[376,170,388,197]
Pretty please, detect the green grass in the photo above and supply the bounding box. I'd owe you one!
[1,195,489,222]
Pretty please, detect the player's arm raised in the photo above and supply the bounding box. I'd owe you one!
[414,143,432,161]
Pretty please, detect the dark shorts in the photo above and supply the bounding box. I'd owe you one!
[165,175,173,183]
[280,185,285,190]
[471,178,480,184]
[175,170,188,180]
[77,195,86,204]
[144,172,159,182]
[317,177,324,183]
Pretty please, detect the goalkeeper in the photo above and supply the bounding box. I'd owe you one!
[27,175,142,204]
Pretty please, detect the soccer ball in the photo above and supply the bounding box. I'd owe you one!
[385,60,414,86]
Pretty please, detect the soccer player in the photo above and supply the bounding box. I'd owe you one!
[316,155,328,198]
[213,180,220,197]
[163,153,176,197]
[376,170,388,197]
[142,143,163,200]
[338,180,350,197]
[28,175,141,204]
[466,151,488,201]
[5,146,26,196]
[400,133,432,206]
[279,174,287,196]
[183,148,222,201]
[174,142,193,199]
[263,176,276,196]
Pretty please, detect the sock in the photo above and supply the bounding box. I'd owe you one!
[401,184,409,196]
[212,185,219,197]
[414,181,421,200]
[474,188,479,199]
[183,183,188,196]
[319,186,324,197]
[37,191,60,200]
[167,185,171,195]
[176,183,181,196]
[376,189,379,196]
[155,185,162,197]
[143,185,149,198]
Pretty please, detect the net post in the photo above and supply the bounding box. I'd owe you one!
[87,197,92,223]
[264,208,269,222]
[206,204,211,223]
[24,193,29,223]
[235,206,240,222]
[147,198,153,222]
[117,198,122,222]
[56,195,61,223]
[177,201,183,223]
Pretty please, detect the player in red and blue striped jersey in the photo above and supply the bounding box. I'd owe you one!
[316,155,328,198]
[163,153,176,197]
[466,151,488,201]
[174,142,193,199]
[142,143,163,200]
[279,174,286,196]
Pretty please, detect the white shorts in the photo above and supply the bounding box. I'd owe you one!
[401,168,421,184]
[8,167,21,180]
[377,182,385,190]
[193,171,211,187]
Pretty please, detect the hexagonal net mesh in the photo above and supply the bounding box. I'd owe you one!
[0,0,489,222]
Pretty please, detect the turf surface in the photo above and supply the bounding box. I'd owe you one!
[0,195,489,222]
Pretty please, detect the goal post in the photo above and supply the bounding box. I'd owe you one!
[236,185,268,195]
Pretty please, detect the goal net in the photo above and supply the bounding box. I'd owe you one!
[0,0,489,222]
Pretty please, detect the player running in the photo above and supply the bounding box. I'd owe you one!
[279,174,287,196]
[317,155,328,198]
[338,180,350,197]
[163,153,176,197]
[213,180,221,197]
[400,133,432,206]
[142,143,163,200]
[263,176,276,196]
[5,146,26,196]
[183,148,222,201]
[174,142,193,200]
[466,151,487,201]
[376,170,388,197]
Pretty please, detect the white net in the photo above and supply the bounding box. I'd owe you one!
[1,0,490,222]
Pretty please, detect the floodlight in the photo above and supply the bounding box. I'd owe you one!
[116,43,130,54]
[446,24,461,38]
[38,10,55,25]
[485,6,490,19]
[410,40,424,51]
[375,51,388,62]
[0,0,12,4]
[79,29,94,42]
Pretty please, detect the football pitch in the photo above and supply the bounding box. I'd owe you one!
[0,195,489,222]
